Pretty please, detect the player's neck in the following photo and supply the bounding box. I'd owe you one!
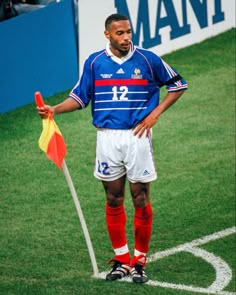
[110,46,129,59]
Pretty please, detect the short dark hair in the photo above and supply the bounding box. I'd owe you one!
[105,13,129,30]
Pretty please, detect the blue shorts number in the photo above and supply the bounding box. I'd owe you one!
[98,160,110,175]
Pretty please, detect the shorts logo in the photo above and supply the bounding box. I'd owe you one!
[143,169,150,176]
[132,68,142,79]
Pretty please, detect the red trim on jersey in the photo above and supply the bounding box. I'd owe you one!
[95,79,148,86]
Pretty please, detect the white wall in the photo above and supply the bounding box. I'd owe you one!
[78,0,235,74]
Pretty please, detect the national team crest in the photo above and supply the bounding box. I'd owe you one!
[132,68,142,79]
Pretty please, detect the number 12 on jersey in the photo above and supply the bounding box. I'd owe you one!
[112,86,128,100]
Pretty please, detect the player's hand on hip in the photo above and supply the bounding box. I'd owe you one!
[36,105,54,119]
[133,113,158,138]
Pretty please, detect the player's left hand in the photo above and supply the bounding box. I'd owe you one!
[133,113,158,138]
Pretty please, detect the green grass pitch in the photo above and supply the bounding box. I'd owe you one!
[0,29,235,294]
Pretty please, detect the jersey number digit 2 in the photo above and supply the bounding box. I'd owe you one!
[112,86,128,100]
[98,160,110,175]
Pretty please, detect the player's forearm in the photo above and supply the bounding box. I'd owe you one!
[153,90,185,118]
[53,97,81,115]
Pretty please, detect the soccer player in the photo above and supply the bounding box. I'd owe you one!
[37,13,188,283]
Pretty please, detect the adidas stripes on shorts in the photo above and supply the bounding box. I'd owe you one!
[94,129,157,183]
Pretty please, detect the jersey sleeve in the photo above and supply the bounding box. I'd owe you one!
[152,54,188,92]
[69,58,93,108]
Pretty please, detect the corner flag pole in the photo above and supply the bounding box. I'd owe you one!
[35,91,99,277]
[62,160,99,277]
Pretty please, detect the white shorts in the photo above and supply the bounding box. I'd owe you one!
[94,129,157,183]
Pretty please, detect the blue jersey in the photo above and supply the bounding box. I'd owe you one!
[70,44,188,129]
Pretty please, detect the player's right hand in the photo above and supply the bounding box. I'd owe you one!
[36,105,54,119]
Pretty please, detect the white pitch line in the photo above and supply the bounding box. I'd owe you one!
[94,227,236,294]
[147,226,236,294]
[184,246,232,292]
[148,226,236,262]
[95,272,236,295]
[144,280,236,295]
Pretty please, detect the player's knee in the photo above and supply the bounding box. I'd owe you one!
[132,192,149,207]
[106,194,124,207]
[133,195,148,207]
[104,188,125,206]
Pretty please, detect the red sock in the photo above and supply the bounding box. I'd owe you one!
[134,202,153,255]
[106,203,130,264]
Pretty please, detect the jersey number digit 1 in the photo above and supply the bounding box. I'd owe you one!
[112,86,128,100]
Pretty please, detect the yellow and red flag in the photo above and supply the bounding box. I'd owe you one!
[36,92,66,170]
[38,114,67,169]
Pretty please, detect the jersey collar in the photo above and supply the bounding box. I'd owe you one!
[105,42,135,64]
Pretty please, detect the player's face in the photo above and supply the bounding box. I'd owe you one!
[104,20,132,58]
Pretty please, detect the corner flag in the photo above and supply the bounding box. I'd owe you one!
[35,91,99,277]
[38,114,67,170]
[35,91,66,169]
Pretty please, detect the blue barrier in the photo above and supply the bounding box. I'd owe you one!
[0,0,78,114]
